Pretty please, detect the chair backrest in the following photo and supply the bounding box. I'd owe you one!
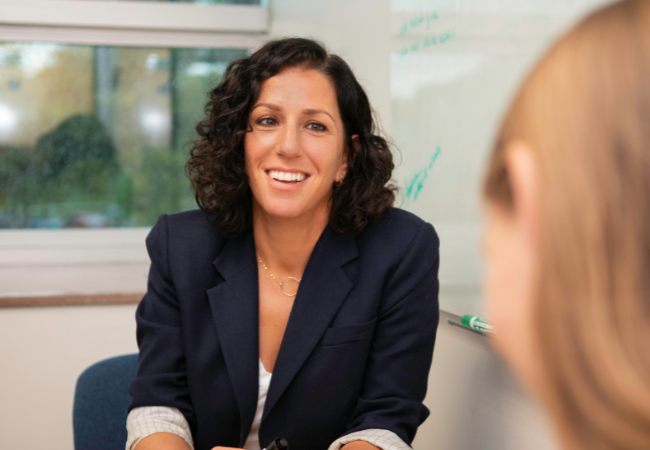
[73,354,138,450]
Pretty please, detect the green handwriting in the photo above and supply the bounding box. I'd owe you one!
[405,146,441,203]
[399,29,455,57]
[399,11,439,36]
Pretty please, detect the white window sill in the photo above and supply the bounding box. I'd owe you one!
[0,228,151,307]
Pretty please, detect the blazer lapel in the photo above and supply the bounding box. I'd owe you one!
[263,227,358,420]
[206,229,259,445]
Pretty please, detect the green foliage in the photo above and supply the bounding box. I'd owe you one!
[128,147,195,226]
[0,114,124,227]
[0,147,40,226]
[35,114,119,180]
[0,114,196,228]
[0,44,253,228]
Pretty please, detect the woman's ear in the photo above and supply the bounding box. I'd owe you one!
[504,140,540,251]
[338,135,359,181]
[350,134,360,157]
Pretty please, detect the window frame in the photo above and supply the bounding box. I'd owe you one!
[0,0,268,34]
[0,0,268,307]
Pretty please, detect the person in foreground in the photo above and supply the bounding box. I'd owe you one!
[126,38,440,450]
[483,1,650,449]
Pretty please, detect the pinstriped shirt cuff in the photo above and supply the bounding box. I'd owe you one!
[126,406,194,450]
[327,429,411,450]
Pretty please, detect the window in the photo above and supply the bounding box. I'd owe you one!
[0,43,248,228]
[0,0,267,305]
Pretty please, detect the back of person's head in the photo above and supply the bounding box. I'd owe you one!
[484,1,650,448]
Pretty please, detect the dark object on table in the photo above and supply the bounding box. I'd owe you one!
[266,437,289,450]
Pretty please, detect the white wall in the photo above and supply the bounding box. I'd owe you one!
[0,304,138,450]
[270,0,392,132]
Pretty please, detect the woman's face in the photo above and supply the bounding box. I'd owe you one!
[244,67,350,222]
[483,144,545,397]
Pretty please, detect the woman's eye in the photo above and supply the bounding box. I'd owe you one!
[307,122,327,132]
[258,117,277,126]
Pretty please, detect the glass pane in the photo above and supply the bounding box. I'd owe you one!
[0,42,248,228]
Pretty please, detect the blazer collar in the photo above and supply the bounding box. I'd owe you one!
[207,228,259,446]
[207,226,358,444]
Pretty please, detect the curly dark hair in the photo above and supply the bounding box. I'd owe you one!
[186,37,396,236]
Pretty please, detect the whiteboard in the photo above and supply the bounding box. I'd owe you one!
[390,0,612,316]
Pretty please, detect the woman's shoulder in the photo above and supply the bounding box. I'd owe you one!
[356,207,439,255]
[158,208,218,233]
[382,207,431,228]
[147,209,226,253]
[164,208,215,226]
[360,207,437,238]
[352,208,439,292]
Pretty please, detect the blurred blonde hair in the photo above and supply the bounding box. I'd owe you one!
[484,1,650,449]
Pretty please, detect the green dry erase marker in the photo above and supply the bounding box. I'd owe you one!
[461,315,495,334]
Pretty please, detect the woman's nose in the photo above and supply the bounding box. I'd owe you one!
[277,125,302,158]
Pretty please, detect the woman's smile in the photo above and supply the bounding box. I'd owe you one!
[265,169,310,189]
[267,170,308,183]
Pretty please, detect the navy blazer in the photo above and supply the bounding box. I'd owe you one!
[129,208,440,450]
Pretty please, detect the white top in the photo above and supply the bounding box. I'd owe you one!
[243,359,273,450]
[126,360,410,450]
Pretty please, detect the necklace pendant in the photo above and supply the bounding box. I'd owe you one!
[280,277,301,297]
[257,254,301,297]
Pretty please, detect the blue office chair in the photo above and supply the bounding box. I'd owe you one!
[73,354,138,450]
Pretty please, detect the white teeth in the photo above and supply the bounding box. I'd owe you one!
[268,170,306,182]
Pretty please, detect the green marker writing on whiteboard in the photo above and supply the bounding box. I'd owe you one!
[461,315,495,334]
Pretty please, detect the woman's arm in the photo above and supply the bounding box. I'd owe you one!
[128,216,196,441]
[342,442,380,450]
[135,433,191,450]
[328,428,412,450]
[340,222,440,445]
[127,406,194,450]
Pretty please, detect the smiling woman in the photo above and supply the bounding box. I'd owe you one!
[186,38,396,236]
[127,38,440,450]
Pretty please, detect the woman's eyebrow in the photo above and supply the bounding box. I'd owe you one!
[251,102,280,112]
[251,103,336,123]
[303,109,336,123]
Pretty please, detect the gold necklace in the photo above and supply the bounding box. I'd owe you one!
[256,254,302,297]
